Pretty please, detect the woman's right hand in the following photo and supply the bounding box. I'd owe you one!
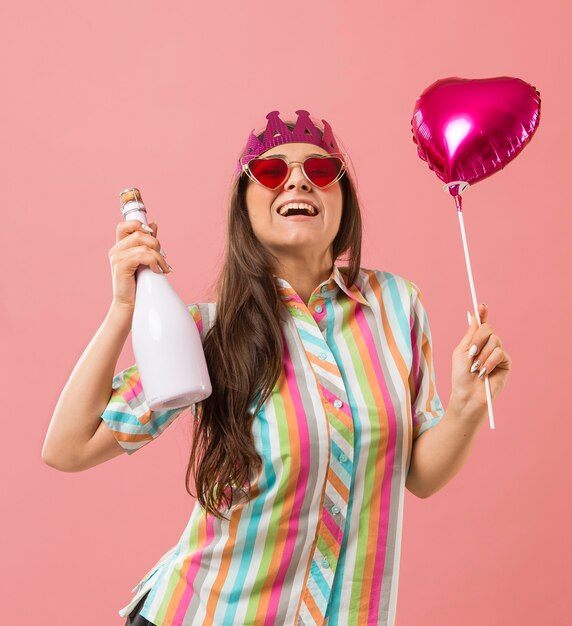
[109,220,172,312]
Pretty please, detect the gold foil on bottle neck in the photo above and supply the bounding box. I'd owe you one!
[120,187,144,207]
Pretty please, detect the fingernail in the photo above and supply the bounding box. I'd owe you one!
[470,359,481,373]
[157,265,164,273]
[141,223,154,234]
[467,311,472,326]
[167,263,175,272]
[160,248,167,258]
[478,366,487,378]
[468,344,478,358]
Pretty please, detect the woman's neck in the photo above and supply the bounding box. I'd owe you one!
[273,256,334,306]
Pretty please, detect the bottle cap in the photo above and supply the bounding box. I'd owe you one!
[120,187,144,205]
[120,188,146,216]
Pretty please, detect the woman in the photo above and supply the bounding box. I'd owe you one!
[43,109,511,626]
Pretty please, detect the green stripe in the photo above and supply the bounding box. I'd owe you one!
[244,381,290,621]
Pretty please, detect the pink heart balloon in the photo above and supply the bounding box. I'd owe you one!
[411,76,541,196]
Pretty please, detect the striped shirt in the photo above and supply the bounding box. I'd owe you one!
[101,265,445,626]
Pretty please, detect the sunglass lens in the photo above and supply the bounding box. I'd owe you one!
[248,158,288,188]
[304,157,343,187]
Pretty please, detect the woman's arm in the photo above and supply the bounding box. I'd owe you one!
[42,303,134,471]
[406,303,511,498]
[405,394,487,498]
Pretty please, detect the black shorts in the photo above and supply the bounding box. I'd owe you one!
[125,591,153,625]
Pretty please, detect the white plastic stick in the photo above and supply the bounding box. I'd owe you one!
[457,208,495,428]
[444,186,495,429]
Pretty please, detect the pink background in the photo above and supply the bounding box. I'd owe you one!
[2,0,570,624]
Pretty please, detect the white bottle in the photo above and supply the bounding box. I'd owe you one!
[119,188,212,411]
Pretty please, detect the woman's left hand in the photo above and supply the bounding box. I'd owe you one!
[450,303,512,416]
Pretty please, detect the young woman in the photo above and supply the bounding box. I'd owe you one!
[43,109,511,626]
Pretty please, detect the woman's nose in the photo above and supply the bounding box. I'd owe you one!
[284,163,310,190]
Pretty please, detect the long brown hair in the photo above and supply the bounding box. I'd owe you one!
[185,121,364,520]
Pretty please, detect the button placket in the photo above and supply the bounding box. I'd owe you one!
[290,302,353,623]
[312,298,326,323]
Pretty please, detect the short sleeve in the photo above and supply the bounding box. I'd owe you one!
[100,364,190,455]
[408,281,446,440]
[100,302,215,455]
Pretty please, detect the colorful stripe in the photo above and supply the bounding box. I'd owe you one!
[102,267,445,625]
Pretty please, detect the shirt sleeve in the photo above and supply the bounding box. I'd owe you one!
[408,281,446,440]
[99,303,209,455]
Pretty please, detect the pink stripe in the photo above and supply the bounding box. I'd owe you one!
[264,337,312,625]
[123,375,143,402]
[410,312,421,392]
[172,514,216,625]
[322,505,344,545]
[319,383,352,420]
[188,304,203,334]
[352,305,397,622]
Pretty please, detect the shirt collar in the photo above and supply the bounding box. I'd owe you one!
[273,264,371,307]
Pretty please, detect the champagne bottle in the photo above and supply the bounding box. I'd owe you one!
[119,188,212,411]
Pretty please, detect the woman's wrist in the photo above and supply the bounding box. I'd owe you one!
[447,390,488,423]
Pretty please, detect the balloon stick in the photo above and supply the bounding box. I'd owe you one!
[443,181,495,429]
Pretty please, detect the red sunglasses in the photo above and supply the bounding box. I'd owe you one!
[241,153,347,190]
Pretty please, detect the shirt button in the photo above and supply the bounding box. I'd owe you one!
[322,557,330,569]
[333,399,342,409]
[319,351,328,361]
[315,305,323,313]
[339,453,347,462]
[331,505,340,515]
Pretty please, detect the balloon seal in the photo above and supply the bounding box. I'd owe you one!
[443,181,470,196]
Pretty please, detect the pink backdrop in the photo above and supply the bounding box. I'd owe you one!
[3,0,570,624]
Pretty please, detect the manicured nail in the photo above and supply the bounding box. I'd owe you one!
[468,344,478,358]
[167,263,175,272]
[160,248,167,258]
[478,366,487,378]
[470,360,481,373]
[141,223,154,234]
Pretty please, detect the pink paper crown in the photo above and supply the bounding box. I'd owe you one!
[236,109,342,176]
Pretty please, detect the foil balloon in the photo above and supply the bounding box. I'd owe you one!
[411,76,541,197]
[409,75,541,431]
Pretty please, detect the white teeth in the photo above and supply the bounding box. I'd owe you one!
[277,202,317,216]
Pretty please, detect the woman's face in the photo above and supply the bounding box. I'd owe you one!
[244,143,343,267]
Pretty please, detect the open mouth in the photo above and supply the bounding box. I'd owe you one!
[276,202,319,218]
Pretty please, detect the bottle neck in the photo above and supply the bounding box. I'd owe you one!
[121,200,148,224]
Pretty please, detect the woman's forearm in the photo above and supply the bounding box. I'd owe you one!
[405,394,488,498]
